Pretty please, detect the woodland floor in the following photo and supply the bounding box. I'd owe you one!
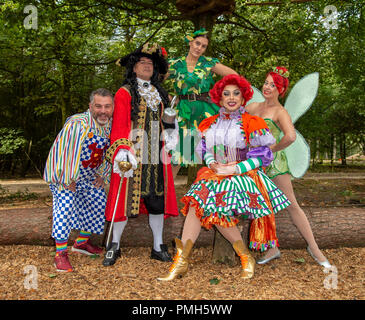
[0,168,364,301]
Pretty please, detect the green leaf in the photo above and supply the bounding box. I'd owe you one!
[49,274,57,278]
[209,278,220,285]
[294,258,306,264]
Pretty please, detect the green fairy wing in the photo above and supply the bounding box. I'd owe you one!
[249,76,318,178]
[283,72,319,178]
[249,86,265,104]
[280,130,310,178]
[284,72,319,124]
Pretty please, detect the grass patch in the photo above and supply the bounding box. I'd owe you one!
[0,185,38,203]
[308,162,365,173]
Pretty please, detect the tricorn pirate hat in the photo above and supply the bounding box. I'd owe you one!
[116,42,168,75]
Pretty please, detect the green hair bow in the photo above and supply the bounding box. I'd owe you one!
[184,28,208,43]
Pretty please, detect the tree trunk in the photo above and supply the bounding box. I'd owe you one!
[187,165,202,186]
[1,206,365,249]
[60,61,72,124]
[342,133,347,165]
[330,134,335,168]
[191,14,216,34]
[212,229,237,266]
[20,139,32,177]
[339,133,347,165]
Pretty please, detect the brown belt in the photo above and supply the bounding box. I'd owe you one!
[179,92,211,103]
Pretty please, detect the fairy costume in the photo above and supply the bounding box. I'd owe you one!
[180,106,291,251]
[264,119,290,179]
[250,72,318,179]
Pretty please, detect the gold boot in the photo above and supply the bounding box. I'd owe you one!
[233,240,255,279]
[157,238,193,281]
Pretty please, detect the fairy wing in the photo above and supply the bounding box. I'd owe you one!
[280,130,311,178]
[282,72,319,178]
[250,78,317,178]
[249,86,265,104]
[284,72,319,124]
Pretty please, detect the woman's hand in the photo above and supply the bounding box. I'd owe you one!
[210,162,237,175]
[269,143,277,152]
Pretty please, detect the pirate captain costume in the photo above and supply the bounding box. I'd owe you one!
[102,43,179,266]
[44,89,113,272]
[158,75,290,281]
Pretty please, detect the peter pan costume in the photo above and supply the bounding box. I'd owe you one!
[167,29,221,165]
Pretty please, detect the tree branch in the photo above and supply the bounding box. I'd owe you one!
[245,0,318,6]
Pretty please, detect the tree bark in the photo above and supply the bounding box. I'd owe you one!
[1,206,364,251]
[212,228,237,266]
[60,60,72,125]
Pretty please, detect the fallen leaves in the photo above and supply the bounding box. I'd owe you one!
[0,245,364,300]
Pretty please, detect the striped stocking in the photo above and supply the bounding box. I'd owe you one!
[75,230,91,246]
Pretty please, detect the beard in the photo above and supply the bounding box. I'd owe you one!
[91,113,109,126]
[97,117,109,126]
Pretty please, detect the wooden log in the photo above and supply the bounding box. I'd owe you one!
[0,207,364,250]
[212,231,237,266]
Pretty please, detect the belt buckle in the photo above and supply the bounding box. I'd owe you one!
[188,93,196,102]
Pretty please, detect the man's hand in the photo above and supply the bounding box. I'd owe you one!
[64,181,76,192]
[93,175,105,189]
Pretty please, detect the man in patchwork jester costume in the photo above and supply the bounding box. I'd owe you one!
[102,43,179,267]
[44,88,114,272]
[158,75,290,281]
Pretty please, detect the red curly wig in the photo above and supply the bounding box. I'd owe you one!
[267,66,290,97]
[209,74,253,107]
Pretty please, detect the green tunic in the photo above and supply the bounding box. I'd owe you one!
[168,55,220,165]
[264,119,291,179]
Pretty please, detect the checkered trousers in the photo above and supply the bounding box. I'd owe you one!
[50,181,106,240]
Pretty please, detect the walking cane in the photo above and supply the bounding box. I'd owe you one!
[105,161,132,250]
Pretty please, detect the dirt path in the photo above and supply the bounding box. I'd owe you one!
[1,172,365,196]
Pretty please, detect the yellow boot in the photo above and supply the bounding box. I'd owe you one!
[233,240,255,279]
[157,238,193,281]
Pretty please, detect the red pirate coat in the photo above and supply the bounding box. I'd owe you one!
[104,86,178,222]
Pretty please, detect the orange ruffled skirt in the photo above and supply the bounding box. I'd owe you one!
[181,167,290,251]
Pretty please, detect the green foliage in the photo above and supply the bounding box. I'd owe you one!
[0,129,26,155]
[0,0,363,175]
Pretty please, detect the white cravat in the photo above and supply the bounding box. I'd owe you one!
[136,78,161,112]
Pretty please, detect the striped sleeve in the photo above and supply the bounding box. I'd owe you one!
[236,157,263,174]
[43,119,87,186]
[203,152,216,166]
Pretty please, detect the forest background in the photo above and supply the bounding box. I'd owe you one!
[0,0,364,178]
